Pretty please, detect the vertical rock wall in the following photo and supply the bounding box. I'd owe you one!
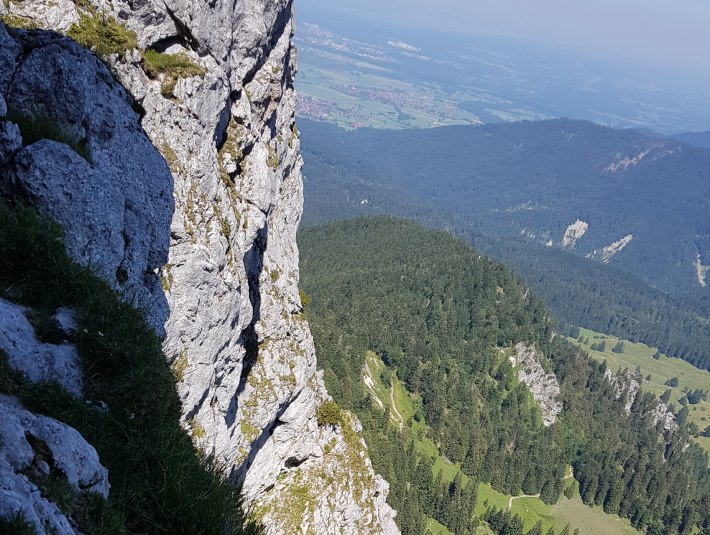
[1,1,399,532]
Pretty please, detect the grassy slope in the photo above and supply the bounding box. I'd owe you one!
[0,204,255,533]
[363,351,641,535]
[569,327,710,454]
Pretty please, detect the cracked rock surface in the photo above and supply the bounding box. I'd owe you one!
[0,0,399,530]
[0,395,109,535]
[0,25,173,335]
[0,299,83,398]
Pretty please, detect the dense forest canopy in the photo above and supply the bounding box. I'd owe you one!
[299,217,710,535]
[299,119,710,370]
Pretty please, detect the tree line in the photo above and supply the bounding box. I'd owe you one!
[299,217,710,535]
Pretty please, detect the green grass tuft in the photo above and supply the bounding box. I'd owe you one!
[0,13,40,30]
[0,202,259,534]
[0,512,35,535]
[141,49,206,98]
[67,13,137,58]
[316,400,343,427]
[6,109,91,162]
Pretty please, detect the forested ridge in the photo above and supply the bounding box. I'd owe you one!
[299,119,710,370]
[299,217,710,535]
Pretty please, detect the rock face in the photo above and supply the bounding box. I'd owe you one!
[0,395,109,535]
[604,368,641,413]
[0,1,399,531]
[0,23,173,334]
[604,368,678,433]
[561,219,588,249]
[509,343,562,426]
[0,299,83,398]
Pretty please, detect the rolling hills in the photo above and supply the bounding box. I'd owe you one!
[299,118,710,369]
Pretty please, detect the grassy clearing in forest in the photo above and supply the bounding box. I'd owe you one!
[364,349,646,535]
[569,327,710,454]
[552,497,639,535]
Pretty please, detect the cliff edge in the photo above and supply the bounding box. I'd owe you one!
[0,1,398,532]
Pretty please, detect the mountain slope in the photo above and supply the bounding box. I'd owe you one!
[674,131,710,149]
[300,118,710,293]
[299,217,710,535]
[299,119,710,370]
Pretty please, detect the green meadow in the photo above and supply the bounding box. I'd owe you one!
[569,327,710,454]
[363,351,642,535]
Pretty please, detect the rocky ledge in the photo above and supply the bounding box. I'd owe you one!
[0,0,399,531]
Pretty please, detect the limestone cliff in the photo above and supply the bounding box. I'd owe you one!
[0,1,398,532]
[508,343,562,427]
[604,368,678,434]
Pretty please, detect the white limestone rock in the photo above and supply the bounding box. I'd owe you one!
[0,1,400,530]
[1,28,174,335]
[509,343,562,426]
[0,395,109,534]
[53,308,78,336]
[604,367,642,413]
[561,219,588,249]
[604,367,678,434]
[253,406,399,534]
[87,1,398,530]
[0,299,83,398]
[0,0,78,33]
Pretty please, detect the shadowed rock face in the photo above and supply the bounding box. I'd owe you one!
[0,0,399,530]
[0,24,174,335]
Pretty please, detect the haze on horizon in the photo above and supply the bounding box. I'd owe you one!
[298,0,710,88]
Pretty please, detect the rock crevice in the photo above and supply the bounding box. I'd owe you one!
[0,1,399,530]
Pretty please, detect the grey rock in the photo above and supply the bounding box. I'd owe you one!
[0,92,6,116]
[0,120,22,166]
[604,368,678,434]
[0,4,399,532]
[1,29,174,335]
[36,459,51,476]
[0,395,109,534]
[604,368,642,413]
[0,299,83,398]
[509,343,562,426]
[6,1,78,32]
[101,1,398,530]
[0,23,21,93]
[53,307,78,336]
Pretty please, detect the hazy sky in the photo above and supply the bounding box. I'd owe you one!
[298,0,710,84]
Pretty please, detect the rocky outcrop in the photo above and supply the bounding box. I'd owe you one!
[0,299,82,398]
[0,296,107,535]
[0,1,399,530]
[0,394,109,535]
[604,368,678,433]
[0,23,173,334]
[509,343,562,426]
[604,367,641,413]
[586,234,634,264]
[561,220,588,249]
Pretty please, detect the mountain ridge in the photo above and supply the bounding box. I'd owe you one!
[299,117,710,369]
